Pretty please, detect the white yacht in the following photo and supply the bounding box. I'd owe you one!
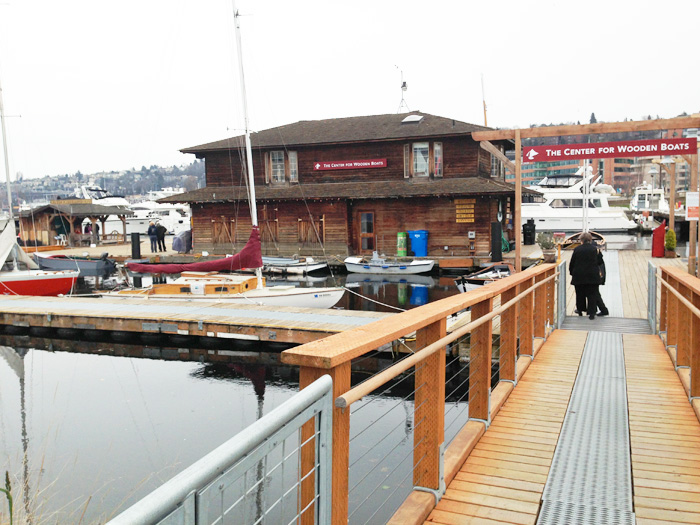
[522,167,636,232]
[629,183,669,214]
[74,184,131,208]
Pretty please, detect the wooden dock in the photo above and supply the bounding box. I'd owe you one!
[0,295,390,346]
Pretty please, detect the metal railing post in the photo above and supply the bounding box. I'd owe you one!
[557,261,567,329]
[648,261,657,334]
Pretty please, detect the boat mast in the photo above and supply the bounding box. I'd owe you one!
[231,0,263,288]
[0,61,19,270]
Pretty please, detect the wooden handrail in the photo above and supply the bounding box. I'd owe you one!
[282,263,556,369]
[335,272,557,409]
[659,277,700,320]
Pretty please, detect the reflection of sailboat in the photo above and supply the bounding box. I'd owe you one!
[0,346,33,524]
[112,8,344,309]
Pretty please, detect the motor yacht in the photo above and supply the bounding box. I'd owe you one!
[521,168,636,232]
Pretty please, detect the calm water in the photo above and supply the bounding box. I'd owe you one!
[1,237,669,523]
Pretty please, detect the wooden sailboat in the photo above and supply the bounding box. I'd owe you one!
[108,5,343,309]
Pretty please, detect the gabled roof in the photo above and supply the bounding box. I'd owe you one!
[160,178,527,204]
[19,203,134,217]
[181,112,492,154]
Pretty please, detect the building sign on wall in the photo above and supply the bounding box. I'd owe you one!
[313,159,387,170]
[523,138,697,163]
[455,198,475,223]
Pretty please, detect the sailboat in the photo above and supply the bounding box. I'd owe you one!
[0,70,78,295]
[106,4,344,309]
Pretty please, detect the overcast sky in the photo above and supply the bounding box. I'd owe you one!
[0,0,698,180]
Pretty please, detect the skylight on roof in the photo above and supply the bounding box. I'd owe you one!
[401,114,424,124]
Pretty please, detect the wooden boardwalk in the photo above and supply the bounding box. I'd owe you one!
[425,251,700,525]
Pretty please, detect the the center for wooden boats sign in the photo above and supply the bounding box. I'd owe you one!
[313,158,387,170]
[524,137,696,162]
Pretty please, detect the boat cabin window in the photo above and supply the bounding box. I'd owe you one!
[214,286,228,292]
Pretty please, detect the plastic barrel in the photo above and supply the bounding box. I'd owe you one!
[407,230,428,257]
[397,232,407,256]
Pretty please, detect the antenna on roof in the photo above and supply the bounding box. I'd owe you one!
[396,66,410,113]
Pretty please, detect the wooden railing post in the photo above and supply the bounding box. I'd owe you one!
[667,276,679,351]
[469,297,493,423]
[413,319,446,491]
[519,278,535,356]
[677,282,692,367]
[546,267,555,329]
[500,286,518,383]
[299,363,351,525]
[692,290,700,399]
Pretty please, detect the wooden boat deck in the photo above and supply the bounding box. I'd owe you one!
[425,251,699,524]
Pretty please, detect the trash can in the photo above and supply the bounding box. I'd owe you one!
[652,220,666,258]
[407,230,428,257]
[397,232,407,256]
[523,219,536,245]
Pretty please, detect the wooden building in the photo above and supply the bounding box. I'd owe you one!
[17,201,133,247]
[165,112,517,258]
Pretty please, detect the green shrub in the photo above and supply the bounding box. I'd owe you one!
[665,229,676,251]
[536,232,555,250]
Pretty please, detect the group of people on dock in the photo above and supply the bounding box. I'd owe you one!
[147,221,168,253]
[569,231,609,320]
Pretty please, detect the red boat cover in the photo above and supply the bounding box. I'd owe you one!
[126,227,263,274]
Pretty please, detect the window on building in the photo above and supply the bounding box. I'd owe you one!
[413,142,429,177]
[434,142,443,177]
[265,150,298,184]
[270,151,285,183]
[288,151,298,182]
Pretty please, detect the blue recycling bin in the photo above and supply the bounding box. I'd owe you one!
[407,230,428,257]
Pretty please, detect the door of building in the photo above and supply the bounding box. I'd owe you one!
[357,211,375,253]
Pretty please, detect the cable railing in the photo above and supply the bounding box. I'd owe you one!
[108,375,333,525]
[281,262,560,525]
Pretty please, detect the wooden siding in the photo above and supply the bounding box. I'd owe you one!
[191,201,349,256]
[204,137,485,188]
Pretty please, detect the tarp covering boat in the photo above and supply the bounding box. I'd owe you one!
[126,227,263,274]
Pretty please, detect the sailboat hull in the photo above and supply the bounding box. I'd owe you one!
[105,285,345,309]
[0,270,78,296]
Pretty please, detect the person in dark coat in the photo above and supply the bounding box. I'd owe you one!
[147,221,158,253]
[569,231,603,320]
[594,257,609,316]
[155,222,168,252]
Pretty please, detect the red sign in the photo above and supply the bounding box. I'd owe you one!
[313,158,387,171]
[523,138,696,163]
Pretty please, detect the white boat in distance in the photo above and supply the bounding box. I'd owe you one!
[261,256,327,275]
[344,251,435,275]
[629,183,669,214]
[521,168,636,233]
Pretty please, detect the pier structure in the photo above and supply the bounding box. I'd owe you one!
[277,250,699,525]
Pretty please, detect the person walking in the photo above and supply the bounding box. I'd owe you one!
[594,255,610,316]
[569,231,603,320]
[156,221,168,252]
[147,221,158,253]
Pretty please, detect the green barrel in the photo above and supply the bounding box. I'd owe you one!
[397,232,407,256]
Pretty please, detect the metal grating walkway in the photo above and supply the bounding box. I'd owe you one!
[537,331,635,525]
[561,316,652,334]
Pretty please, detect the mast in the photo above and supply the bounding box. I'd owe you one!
[0,70,12,221]
[231,1,263,288]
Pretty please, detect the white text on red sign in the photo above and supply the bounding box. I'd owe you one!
[313,159,387,171]
[523,138,696,162]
